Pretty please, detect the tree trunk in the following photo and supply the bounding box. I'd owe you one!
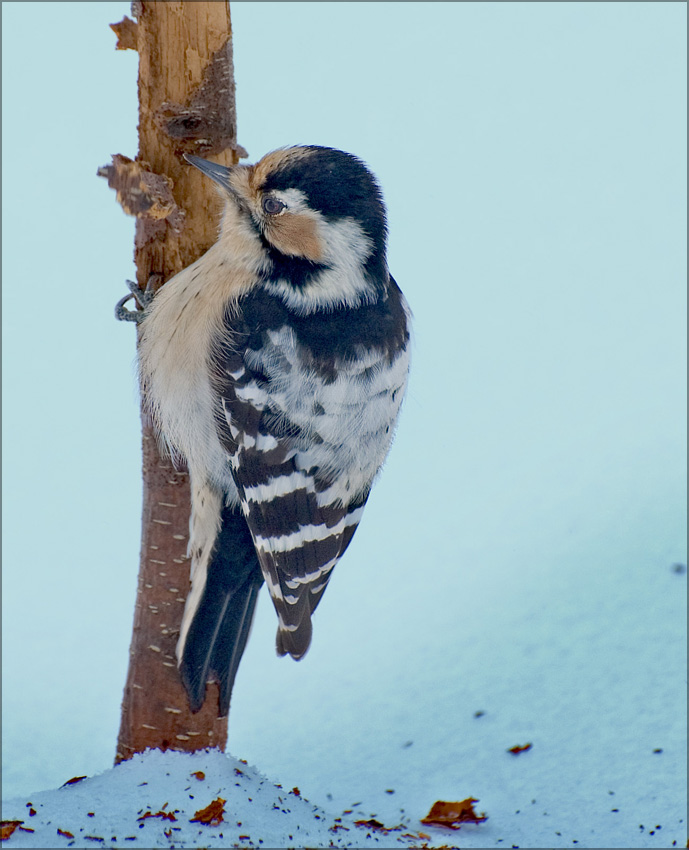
[102,1,243,765]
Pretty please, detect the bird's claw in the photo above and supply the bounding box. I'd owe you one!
[115,277,158,323]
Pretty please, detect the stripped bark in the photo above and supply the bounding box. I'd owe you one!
[101,1,243,764]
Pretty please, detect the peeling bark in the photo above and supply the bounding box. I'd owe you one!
[154,42,248,158]
[97,154,185,245]
[110,16,138,51]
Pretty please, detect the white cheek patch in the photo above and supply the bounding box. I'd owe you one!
[264,216,378,314]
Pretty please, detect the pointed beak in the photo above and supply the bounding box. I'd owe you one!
[184,154,234,192]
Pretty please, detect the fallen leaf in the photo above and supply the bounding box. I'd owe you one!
[420,798,488,829]
[61,775,87,787]
[354,819,390,833]
[138,811,177,822]
[57,828,75,838]
[191,771,205,781]
[507,743,533,755]
[18,827,35,834]
[190,798,225,826]
[290,787,301,796]
[1,822,24,841]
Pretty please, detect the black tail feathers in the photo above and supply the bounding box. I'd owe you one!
[179,504,264,717]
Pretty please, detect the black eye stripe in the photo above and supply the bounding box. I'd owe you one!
[262,196,286,215]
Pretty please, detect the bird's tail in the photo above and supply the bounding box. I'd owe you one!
[178,501,264,717]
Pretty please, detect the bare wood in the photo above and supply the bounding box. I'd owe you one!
[108,1,242,764]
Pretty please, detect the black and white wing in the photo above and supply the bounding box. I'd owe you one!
[214,343,368,659]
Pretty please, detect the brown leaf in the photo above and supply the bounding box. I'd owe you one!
[420,798,488,829]
[190,798,226,826]
[507,743,532,755]
[1,822,24,841]
[191,771,205,781]
[138,811,177,822]
[290,786,301,796]
[354,819,390,833]
[61,775,87,787]
[57,828,75,838]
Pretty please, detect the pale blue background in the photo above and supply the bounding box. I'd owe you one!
[2,3,686,846]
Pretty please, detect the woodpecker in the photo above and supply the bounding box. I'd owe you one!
[132,146,411,716]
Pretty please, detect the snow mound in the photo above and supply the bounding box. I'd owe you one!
[0,748,433,849]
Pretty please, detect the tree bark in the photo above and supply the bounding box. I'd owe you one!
[103,1,243,765]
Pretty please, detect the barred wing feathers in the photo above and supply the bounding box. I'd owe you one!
[215,347,369,660]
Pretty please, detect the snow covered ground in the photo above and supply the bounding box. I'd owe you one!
[2,552,686,848]
[0,749,432,848]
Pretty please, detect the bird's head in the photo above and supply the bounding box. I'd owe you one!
[185,146,389,310]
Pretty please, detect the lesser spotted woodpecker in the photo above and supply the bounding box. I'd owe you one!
[137,146,411,716]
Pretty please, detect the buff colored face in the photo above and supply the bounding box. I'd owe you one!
[219,148,326,262]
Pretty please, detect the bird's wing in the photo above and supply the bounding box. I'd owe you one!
[215,345,367,659]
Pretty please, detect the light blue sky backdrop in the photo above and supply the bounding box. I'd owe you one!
[2,3,686,842]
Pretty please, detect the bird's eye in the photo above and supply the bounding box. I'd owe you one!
[262,196,286,216]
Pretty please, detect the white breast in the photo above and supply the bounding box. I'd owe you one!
[138,245,252,496]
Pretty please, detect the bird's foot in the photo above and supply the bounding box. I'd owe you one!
[115,275,160,323]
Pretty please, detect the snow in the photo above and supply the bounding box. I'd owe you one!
[2,553,686,849]
[0,749,432,848]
